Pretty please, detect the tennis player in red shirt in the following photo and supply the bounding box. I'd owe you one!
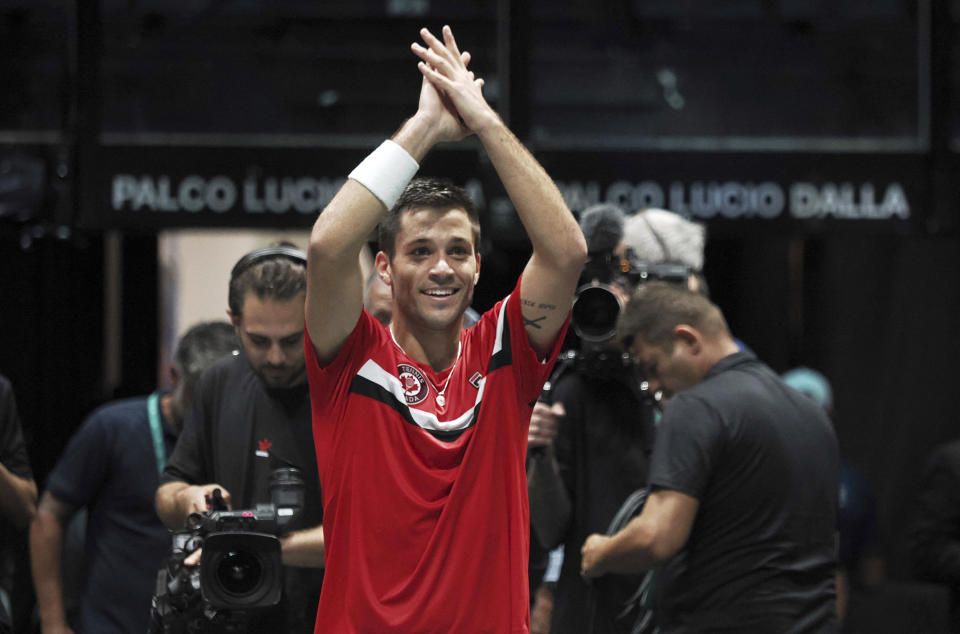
[305,25,586,632]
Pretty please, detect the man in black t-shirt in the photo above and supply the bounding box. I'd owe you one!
[581,282,839,633]
[156,246,324,633]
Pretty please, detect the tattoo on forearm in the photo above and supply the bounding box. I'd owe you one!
[522,299,558,311]
[524,315,546,329]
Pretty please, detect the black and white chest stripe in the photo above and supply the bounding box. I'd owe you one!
[349,295,513,442]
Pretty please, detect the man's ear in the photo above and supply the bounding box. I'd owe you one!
[169,365,181,388]
[226,308,241,330]
[473,253,481,285]
[673,324,701,354]
[374,251,392,286]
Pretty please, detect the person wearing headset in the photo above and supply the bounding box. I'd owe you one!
[155,245,325,633]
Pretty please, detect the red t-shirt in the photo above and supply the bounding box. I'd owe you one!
[306,277,566,633]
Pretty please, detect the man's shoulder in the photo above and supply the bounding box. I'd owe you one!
[197,351,251,390]
[86,395,150,425]
[695,353,775,401]
[191,353,260,430]
[67,397,153,449]
[309,309,386,374]
[205,350,245,376]
[660,390,716,429]
[705,351,767,380]
[51,398,149,473]
[462,285,523,358]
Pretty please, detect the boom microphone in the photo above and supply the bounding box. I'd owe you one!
[579,203,626,254]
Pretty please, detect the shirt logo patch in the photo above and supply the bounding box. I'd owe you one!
[469,372,483,389]
[398,363,429,405]
[256,437,271,458]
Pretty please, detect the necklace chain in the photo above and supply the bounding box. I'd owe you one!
[390,327,461,406]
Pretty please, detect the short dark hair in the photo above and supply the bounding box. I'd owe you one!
[228,243,307,316]
[174,321,239,394]
[617,281,729,351]
[377,177,481,258]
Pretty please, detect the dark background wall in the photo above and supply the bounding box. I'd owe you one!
[2,0,959,599]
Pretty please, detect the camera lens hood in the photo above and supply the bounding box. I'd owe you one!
[199,531,283,609]
[572,282,624,343]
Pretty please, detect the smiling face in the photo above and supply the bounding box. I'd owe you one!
[378,206,480,335]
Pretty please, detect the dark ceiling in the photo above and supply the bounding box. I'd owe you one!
[1,0,948,147]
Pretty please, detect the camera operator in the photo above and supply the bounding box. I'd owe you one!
[528,204,706,634]
[155,246,324,633]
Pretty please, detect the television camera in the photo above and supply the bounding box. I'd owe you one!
[148,467,305,633]
[572,249,690,344]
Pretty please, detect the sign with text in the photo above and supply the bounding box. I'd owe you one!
[84,144,926,235]
[538,150,924,235]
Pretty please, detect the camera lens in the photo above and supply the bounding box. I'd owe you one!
[215,550,263,596]
[572,284,623,342]
[200,532,282,609]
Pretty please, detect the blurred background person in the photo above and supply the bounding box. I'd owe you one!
[782,366,885,628]
[30,322,237,634]
[620,208,708,296]
[363,270,394,327]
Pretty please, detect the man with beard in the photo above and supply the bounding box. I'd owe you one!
[156,245,325,633]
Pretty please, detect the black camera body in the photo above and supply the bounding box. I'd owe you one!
[149,468,304,633]
[572,249,690,343]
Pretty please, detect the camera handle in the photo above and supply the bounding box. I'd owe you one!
[209,488,228,512]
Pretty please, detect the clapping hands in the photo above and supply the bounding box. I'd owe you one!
[410,25,497,142]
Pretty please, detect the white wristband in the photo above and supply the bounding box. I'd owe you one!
[348,139,420,210]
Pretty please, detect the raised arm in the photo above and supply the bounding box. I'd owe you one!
[306,46,478,364]
[412,26,587,355]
